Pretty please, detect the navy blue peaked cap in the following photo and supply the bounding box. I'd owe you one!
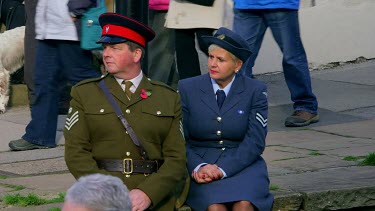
[201,27,252,62]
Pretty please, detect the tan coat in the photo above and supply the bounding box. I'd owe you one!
[64,74,187,210]
[165,0,233,29]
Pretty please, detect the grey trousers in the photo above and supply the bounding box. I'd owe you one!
[147,10,179,89]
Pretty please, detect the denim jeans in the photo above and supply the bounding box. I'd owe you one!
[22,40,101,147]
[233,9,318,114]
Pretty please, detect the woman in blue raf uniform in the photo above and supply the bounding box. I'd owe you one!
[178,27,273,211]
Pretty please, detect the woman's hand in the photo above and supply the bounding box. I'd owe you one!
[193,164,223,183]
[192,170,212,183]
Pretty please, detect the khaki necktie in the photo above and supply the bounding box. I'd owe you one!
[123,80,133,100]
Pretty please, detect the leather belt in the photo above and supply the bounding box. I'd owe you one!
[97,159,163,175]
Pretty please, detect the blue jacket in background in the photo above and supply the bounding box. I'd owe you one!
[233,0,300,9]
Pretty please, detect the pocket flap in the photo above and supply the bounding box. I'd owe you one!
[84,105,114,115]
[141,105,174,117]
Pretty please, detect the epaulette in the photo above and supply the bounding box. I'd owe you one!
[148,78,177,92]
[74,73,108,87]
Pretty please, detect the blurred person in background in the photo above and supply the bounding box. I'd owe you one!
[8,0,100,151]
[148,0,179,89]
[165,0,232,80]
[233,0,319,127]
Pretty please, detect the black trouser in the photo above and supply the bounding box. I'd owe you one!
[175,28,214,80]
[24,0,37,106]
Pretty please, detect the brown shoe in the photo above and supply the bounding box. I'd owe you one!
[285,110,319,127]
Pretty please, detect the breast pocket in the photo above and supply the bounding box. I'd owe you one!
[84,105,119,137]
[139,105,175,144]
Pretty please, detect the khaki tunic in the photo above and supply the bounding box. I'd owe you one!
[64,74,187,210]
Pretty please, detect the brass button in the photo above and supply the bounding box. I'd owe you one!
[221,147,226,151]
[126,109,130,114]
[217,117,222,122]
[216,131,221,136]
[125,175,130,178]
[125,131,128,134]
[100,109,104,113]
[126,152,130,156]
[156,111,161,115]
[219,140,223,144]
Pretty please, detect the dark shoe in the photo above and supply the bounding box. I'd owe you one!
[9,139,50,151]
[285,110,319,127]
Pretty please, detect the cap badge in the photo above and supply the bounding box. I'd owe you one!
[105,26,110,34]
[217,34,225,40]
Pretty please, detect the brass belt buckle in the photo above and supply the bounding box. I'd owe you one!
[143,159,150,177]
[123,158,133,175]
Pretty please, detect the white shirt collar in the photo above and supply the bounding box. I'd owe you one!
[115,71,143,93]
[211,75,236,96]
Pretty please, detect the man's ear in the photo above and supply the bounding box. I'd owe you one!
[133,48,142,63]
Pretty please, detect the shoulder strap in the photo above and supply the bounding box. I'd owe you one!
[98,80,149,159]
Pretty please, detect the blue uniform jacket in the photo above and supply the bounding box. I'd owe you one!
[178,73,268,177]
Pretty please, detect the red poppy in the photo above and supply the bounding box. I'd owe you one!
[140,89,151,99]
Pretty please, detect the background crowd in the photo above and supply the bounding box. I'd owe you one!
[1,0,318,210]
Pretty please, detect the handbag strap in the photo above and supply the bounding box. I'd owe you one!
[99,80,149,160]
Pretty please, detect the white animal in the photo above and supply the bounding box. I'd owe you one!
[0,26,25,113]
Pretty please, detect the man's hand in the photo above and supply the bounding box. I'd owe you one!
[129,189,151,211]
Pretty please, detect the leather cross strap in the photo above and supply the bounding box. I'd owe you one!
[97,159,163,175]
[99,80,149,159]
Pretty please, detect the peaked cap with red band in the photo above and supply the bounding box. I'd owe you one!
[97,13,155,47]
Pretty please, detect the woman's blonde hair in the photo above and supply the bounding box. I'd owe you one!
[208,44,242,65]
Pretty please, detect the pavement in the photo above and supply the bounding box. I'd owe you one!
[0,60,375,211]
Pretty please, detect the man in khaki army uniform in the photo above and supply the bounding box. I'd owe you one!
[64,13,187,211]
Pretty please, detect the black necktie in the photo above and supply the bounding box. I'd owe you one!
[216,90,226,109]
